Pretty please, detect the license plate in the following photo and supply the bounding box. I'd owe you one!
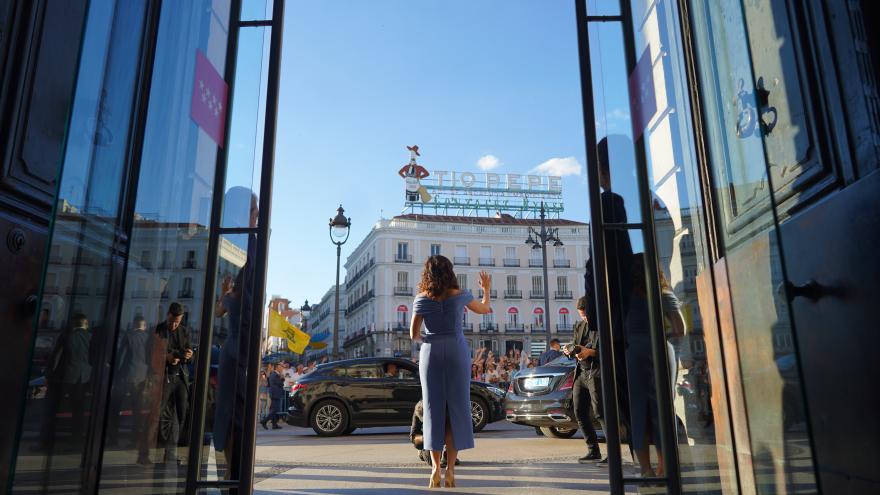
[522,377,550,390]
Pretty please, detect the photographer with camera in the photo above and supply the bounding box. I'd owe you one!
[156,302,193,463]
[563,296,606,463]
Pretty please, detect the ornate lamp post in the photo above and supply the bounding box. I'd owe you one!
[329,205,351,361]
[300,299,311,362]
[525,202,562,344]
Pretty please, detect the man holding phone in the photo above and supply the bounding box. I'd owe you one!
[564,296,605,463]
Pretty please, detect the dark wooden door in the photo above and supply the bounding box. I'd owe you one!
[0,0,87,487]
[687,0,880,493]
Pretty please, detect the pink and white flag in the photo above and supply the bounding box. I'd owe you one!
[191,50,228,147]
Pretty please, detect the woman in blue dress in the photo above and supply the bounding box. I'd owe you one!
[411,255,492,488]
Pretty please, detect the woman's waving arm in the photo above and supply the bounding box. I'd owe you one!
[466,271,493,314]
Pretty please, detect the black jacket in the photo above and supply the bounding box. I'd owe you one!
[410,401,424,449]
[268,371,285,400]
[156,321,192,385]
[569,319,600,378]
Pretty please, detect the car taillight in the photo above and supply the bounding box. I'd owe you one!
[559,372,574,391]
[291,382,308,393]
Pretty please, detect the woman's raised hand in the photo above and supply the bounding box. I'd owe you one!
[479,271,492,291]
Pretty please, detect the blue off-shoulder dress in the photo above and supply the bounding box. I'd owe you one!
[414,290,475,452]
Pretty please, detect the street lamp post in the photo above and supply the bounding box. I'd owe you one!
[329,205,351,361]
[300,299,311,363]
[525,202,562,345]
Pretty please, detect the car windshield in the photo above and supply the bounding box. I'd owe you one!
[546,355,576,366]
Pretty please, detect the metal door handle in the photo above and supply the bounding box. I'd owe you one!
[786,279,823,301]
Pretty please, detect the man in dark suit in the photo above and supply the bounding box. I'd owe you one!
[261,363,285,429]
[564,297,605,463]
[156,302,192,462]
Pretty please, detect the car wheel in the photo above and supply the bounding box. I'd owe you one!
[535,426,545,436]
[540,426,578,439]
[470,397,489,432]
[309,399,349,437]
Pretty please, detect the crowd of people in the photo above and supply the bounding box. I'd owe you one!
[469,346,544,390]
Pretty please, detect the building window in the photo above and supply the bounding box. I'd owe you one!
[430,243,441,256]
[482,311,494,324]
[397,271,408,287]
[397,305,408,326]
[506,246,516,258]
[531,275,543,292]
[506,275,517,291]
[557,276,568,292]
[554,246,566,260]
[534,310,544,328]
[507,309,519,326]
[559,309,570,327]
[396,242,409,262]
[185,250,196,268]
[457,274,467,290]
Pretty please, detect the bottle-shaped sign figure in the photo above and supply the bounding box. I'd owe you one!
[398,145,432,203]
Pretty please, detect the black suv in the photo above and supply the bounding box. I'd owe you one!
[503,354,583,438]
[285,357,506,436]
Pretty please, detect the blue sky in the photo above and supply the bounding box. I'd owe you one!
[261,1,634,307]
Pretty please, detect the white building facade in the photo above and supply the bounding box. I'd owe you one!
[342,214,590,359]
[303,285,346,362]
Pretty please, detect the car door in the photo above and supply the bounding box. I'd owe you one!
[383,362,422,422]
[337,362,390,422]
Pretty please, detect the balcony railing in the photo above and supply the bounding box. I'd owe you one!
[478,257,495,267]
[394,254,412,263]
[529,290,544,299]
[504,324,524,333]
[556,323,573,331]
[345,289,375,315]
[178,289,194,299]
[477,289,497,299]
[554,290,573,300]
[504,289,522,299]
[453,256,470,265]
[461,323,473,332]
[393,286,413,296]
[503,258,520,267]
[553,259,571,268]
[529,259,543,267]
[346,258,375,288]
[131,290,149,299]
[479,323,497,332]
[183,260,197,269]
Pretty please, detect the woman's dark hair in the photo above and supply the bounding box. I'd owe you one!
[418,255,459,298]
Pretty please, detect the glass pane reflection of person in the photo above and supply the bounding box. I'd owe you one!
[213,186,259,479]
[411,257,492,488]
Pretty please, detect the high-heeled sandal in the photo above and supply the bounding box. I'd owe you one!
[428,471,441,488]
[444,471,455,488]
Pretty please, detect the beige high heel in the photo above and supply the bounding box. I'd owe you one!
[428,471,441,488]
[444,471,455,488]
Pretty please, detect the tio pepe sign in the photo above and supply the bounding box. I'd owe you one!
[427,170,562,193]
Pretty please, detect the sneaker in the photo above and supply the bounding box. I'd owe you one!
[260,420,268,430]
[597,457,608,465]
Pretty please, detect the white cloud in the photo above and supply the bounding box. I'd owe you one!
[608,108,630,120]
[476,154,501,170]
[529,156,582,177]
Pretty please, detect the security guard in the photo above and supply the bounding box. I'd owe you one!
[564,296,606,463]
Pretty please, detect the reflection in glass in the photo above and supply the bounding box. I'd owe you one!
[12,1,149,492]
[94,0,232,491]
[690,0,817,493]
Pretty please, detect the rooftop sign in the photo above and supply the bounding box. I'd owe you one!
[398,146,563,217]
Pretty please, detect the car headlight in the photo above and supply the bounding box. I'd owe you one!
[487,386,505,397]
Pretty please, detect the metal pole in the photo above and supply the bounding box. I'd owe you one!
[540,205,552,343]
[239,0,285,491]
[333,243,342,360]
[573,1,624,494]
[619,1,681,492]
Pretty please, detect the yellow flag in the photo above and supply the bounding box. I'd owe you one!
[268,310,311,354]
